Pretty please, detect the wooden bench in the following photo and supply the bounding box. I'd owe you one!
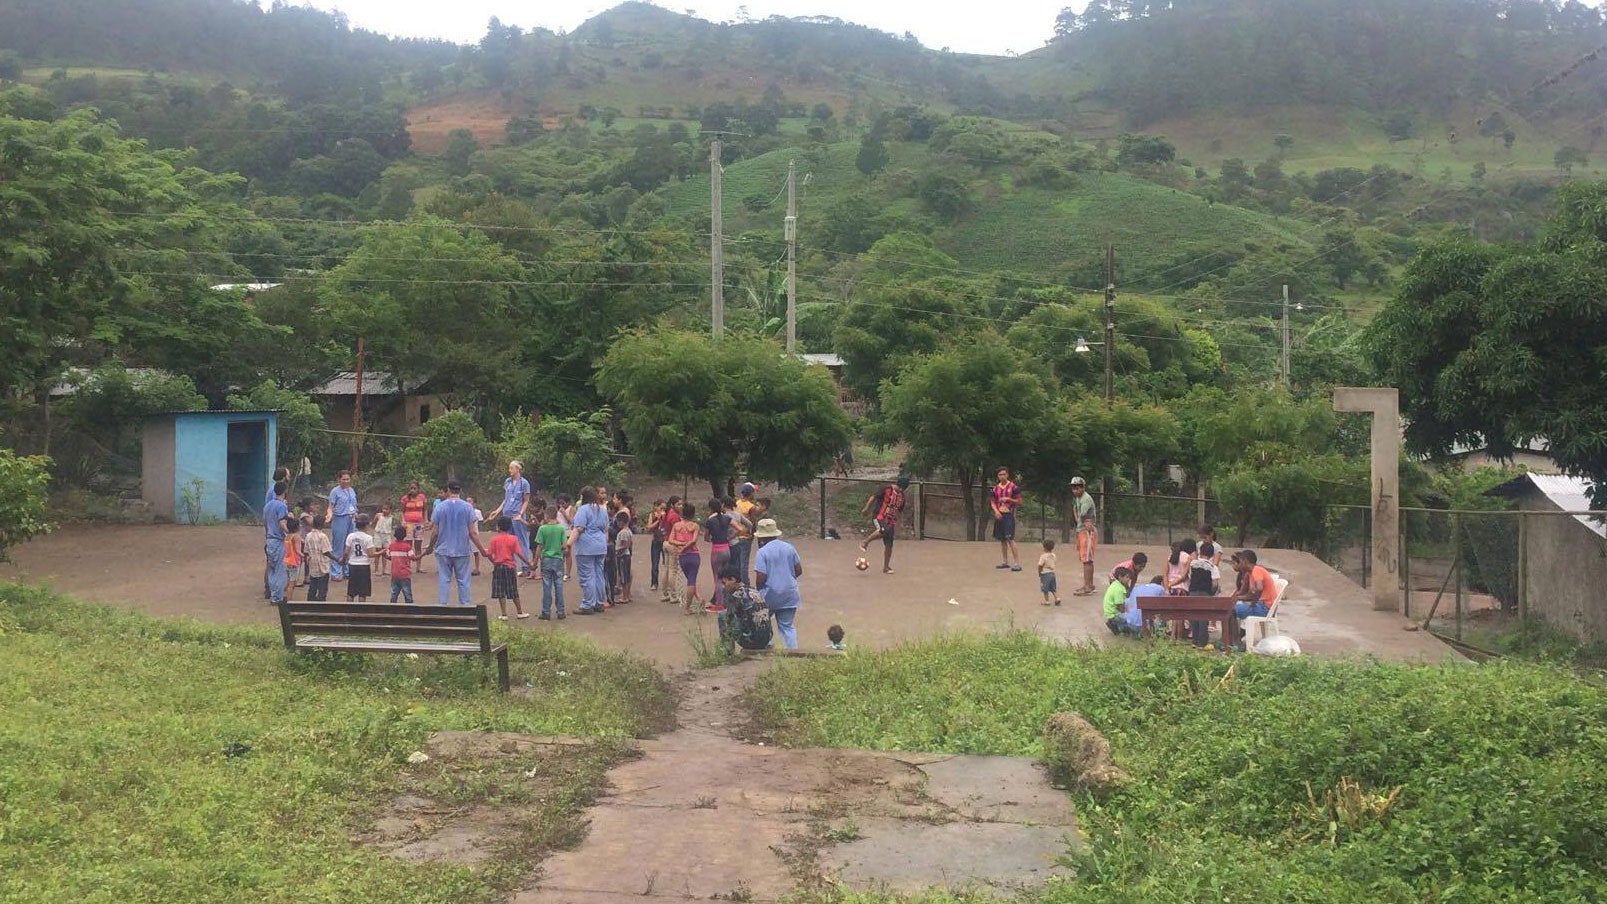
[278,602,510,692]
[1138,595,1239,647]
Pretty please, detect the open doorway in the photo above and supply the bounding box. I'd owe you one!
[226,420,268,518]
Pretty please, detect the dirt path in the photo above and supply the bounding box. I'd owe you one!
[511,659,1077,903]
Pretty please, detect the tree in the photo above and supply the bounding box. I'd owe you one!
[1365,181,1607,505]
[227,380,324,470]
[391,410,496,491]
[1115,133,1175,168]
[495,409,623,498]
[873,334,1057,539]
[856,133,890,175]
[835,283,979,402]
[444,128,478,176]
[1554,145,1587,175]
[319,216,526,407]
[0,441,52,560]
[1273,133,1295,155]
[597,329,853,498]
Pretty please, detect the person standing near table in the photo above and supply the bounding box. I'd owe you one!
[491,461,533,576]
[570,486,611,615]
[753,518,803,650]
[328,470,358,582]
[991,467,1023,572]
[423,481,486,605]
[264,480,291,606]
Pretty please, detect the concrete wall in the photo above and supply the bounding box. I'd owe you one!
[319,393,446,436]
[171,412,278,523]
[141,418,177,520]
[1520,490,1607,643]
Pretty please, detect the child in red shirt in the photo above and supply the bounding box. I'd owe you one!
[487,516,532,620]
[386,525,418,604]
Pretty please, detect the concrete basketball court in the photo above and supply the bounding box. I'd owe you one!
[2,523,1456,666]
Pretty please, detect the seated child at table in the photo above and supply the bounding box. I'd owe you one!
[1103,567,1138,636]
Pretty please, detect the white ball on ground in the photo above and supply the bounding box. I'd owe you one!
[855,557,869,571]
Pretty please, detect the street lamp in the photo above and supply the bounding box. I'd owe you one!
[1073,333,1114,406]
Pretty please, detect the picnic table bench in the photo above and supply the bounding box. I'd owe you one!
[1138,595,1239,647]
[278,602,510,692]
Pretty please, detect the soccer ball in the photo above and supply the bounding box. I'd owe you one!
[854,557,869,571]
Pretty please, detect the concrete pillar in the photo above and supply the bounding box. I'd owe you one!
[1333,387,1402,612]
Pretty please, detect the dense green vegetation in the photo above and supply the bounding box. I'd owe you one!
[748,632,1607,903]
[0,583,674,903]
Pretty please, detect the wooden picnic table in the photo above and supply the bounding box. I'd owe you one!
[1139,595,1238,646]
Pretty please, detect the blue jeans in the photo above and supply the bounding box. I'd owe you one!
[1235,601,1270,619]
[730,541,750,583]
[771,606,798,650]
[329,513,354,578]
[540,556,565,615]
[390,577,414,604]
[265,538,287,603]
[438,554,473,605]
[649,538,664,588]
[576,553,606,611]
[510,519,531,571]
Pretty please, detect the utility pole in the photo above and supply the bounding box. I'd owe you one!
[710,139,724,337]
[1280,284,1291,386]
[784,160,798,354]
[350,337,364,475]
[1102,244,1115,545]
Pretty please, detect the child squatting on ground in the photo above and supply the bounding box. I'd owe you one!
[1104,566,1138,635]
[1037,538,1061,606]
[487,516,533,620]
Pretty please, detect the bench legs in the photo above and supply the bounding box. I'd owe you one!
[489,648,510,693]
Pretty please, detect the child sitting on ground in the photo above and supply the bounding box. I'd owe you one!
[1037,538,1061,606]
[386,525,417,604]
[1103,566,1138,636]
[827,624,846,651]
[486,516,532,620]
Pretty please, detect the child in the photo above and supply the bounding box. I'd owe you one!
[467,496,485,576]
[646,500,666,592]
[1166,539,1197,595]
[1112,551,1148,582]
[303,515,331,602]
[486,516,532,620]
[400,481,429,573]
[534,506,569,619]
[373,506,395,575]
[283,519,303,602]
[827,624,846,651]
[613,511,634,603]
[1103,566,1137,636]
[386,525,417,604]
[1037,538,1061,606]
[332,513,374,602]
[556,494,575,581]
[1074,514,1098,596]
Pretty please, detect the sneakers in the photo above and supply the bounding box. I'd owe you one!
[1010,565,1022,572]
[516,612,531,619]
[537,613,551,621]
[556,612,566,620]
[995,563,1011,569]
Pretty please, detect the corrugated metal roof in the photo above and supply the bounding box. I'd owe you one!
[210,283,282,292]
[1491,473,1607,538]
[310,371,421,396]
[799,353,845,367]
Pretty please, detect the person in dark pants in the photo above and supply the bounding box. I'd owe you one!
[858,475,910,574]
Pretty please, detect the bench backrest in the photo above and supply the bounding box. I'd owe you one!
[279,603,493,651]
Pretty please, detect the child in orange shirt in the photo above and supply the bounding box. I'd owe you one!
[1074,513,1098,596]
[283,519,303,602]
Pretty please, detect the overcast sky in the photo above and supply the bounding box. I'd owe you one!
[271,0,1074,56]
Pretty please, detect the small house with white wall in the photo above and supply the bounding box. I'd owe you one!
[1487,472,1607,644]
[143,410,279,523]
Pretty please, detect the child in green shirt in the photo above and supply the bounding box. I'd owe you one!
[1103,566,1138,636]
[534,506,571,620]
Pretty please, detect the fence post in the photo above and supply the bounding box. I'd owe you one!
[1060,491,1072,543]
[1362,507,1372,589]
[1400,522,1411,620]
[916,482,926,541]
[1516,511,1528,621]
[818,477,826,540]
[1453,512,1464,643]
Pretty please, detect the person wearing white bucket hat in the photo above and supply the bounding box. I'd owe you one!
[752,518,803,650]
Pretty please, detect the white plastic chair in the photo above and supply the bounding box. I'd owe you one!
[1243,575,1288,650]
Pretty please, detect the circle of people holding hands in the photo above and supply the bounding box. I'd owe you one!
[262,462,806,651]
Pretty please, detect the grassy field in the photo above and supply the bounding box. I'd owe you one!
[747,632,1607,903]
[0,584,674,904]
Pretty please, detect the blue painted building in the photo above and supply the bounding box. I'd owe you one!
[142,410,280,523]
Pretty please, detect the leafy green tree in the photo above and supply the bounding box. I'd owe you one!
[835,283,979,403]
[1273,133,1295,154]
[495,409,623,498]
[0,50,22,81]
[1115,133,1175,167]
[444,128,479,176]
[391,410,497,491]
[856,133,890,175]
[319,216,527,407]
[1554,145,1587,175]
[0,441,52,560]
[1366,181,1607,505]
[596,329,853,498]
[873,334,1056,539]
[227,380,324,470]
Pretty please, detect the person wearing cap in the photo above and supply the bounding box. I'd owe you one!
[736,482,757,519]
[752,518,803,650]
[1069,476,1098,594]
[859,474,911,574]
